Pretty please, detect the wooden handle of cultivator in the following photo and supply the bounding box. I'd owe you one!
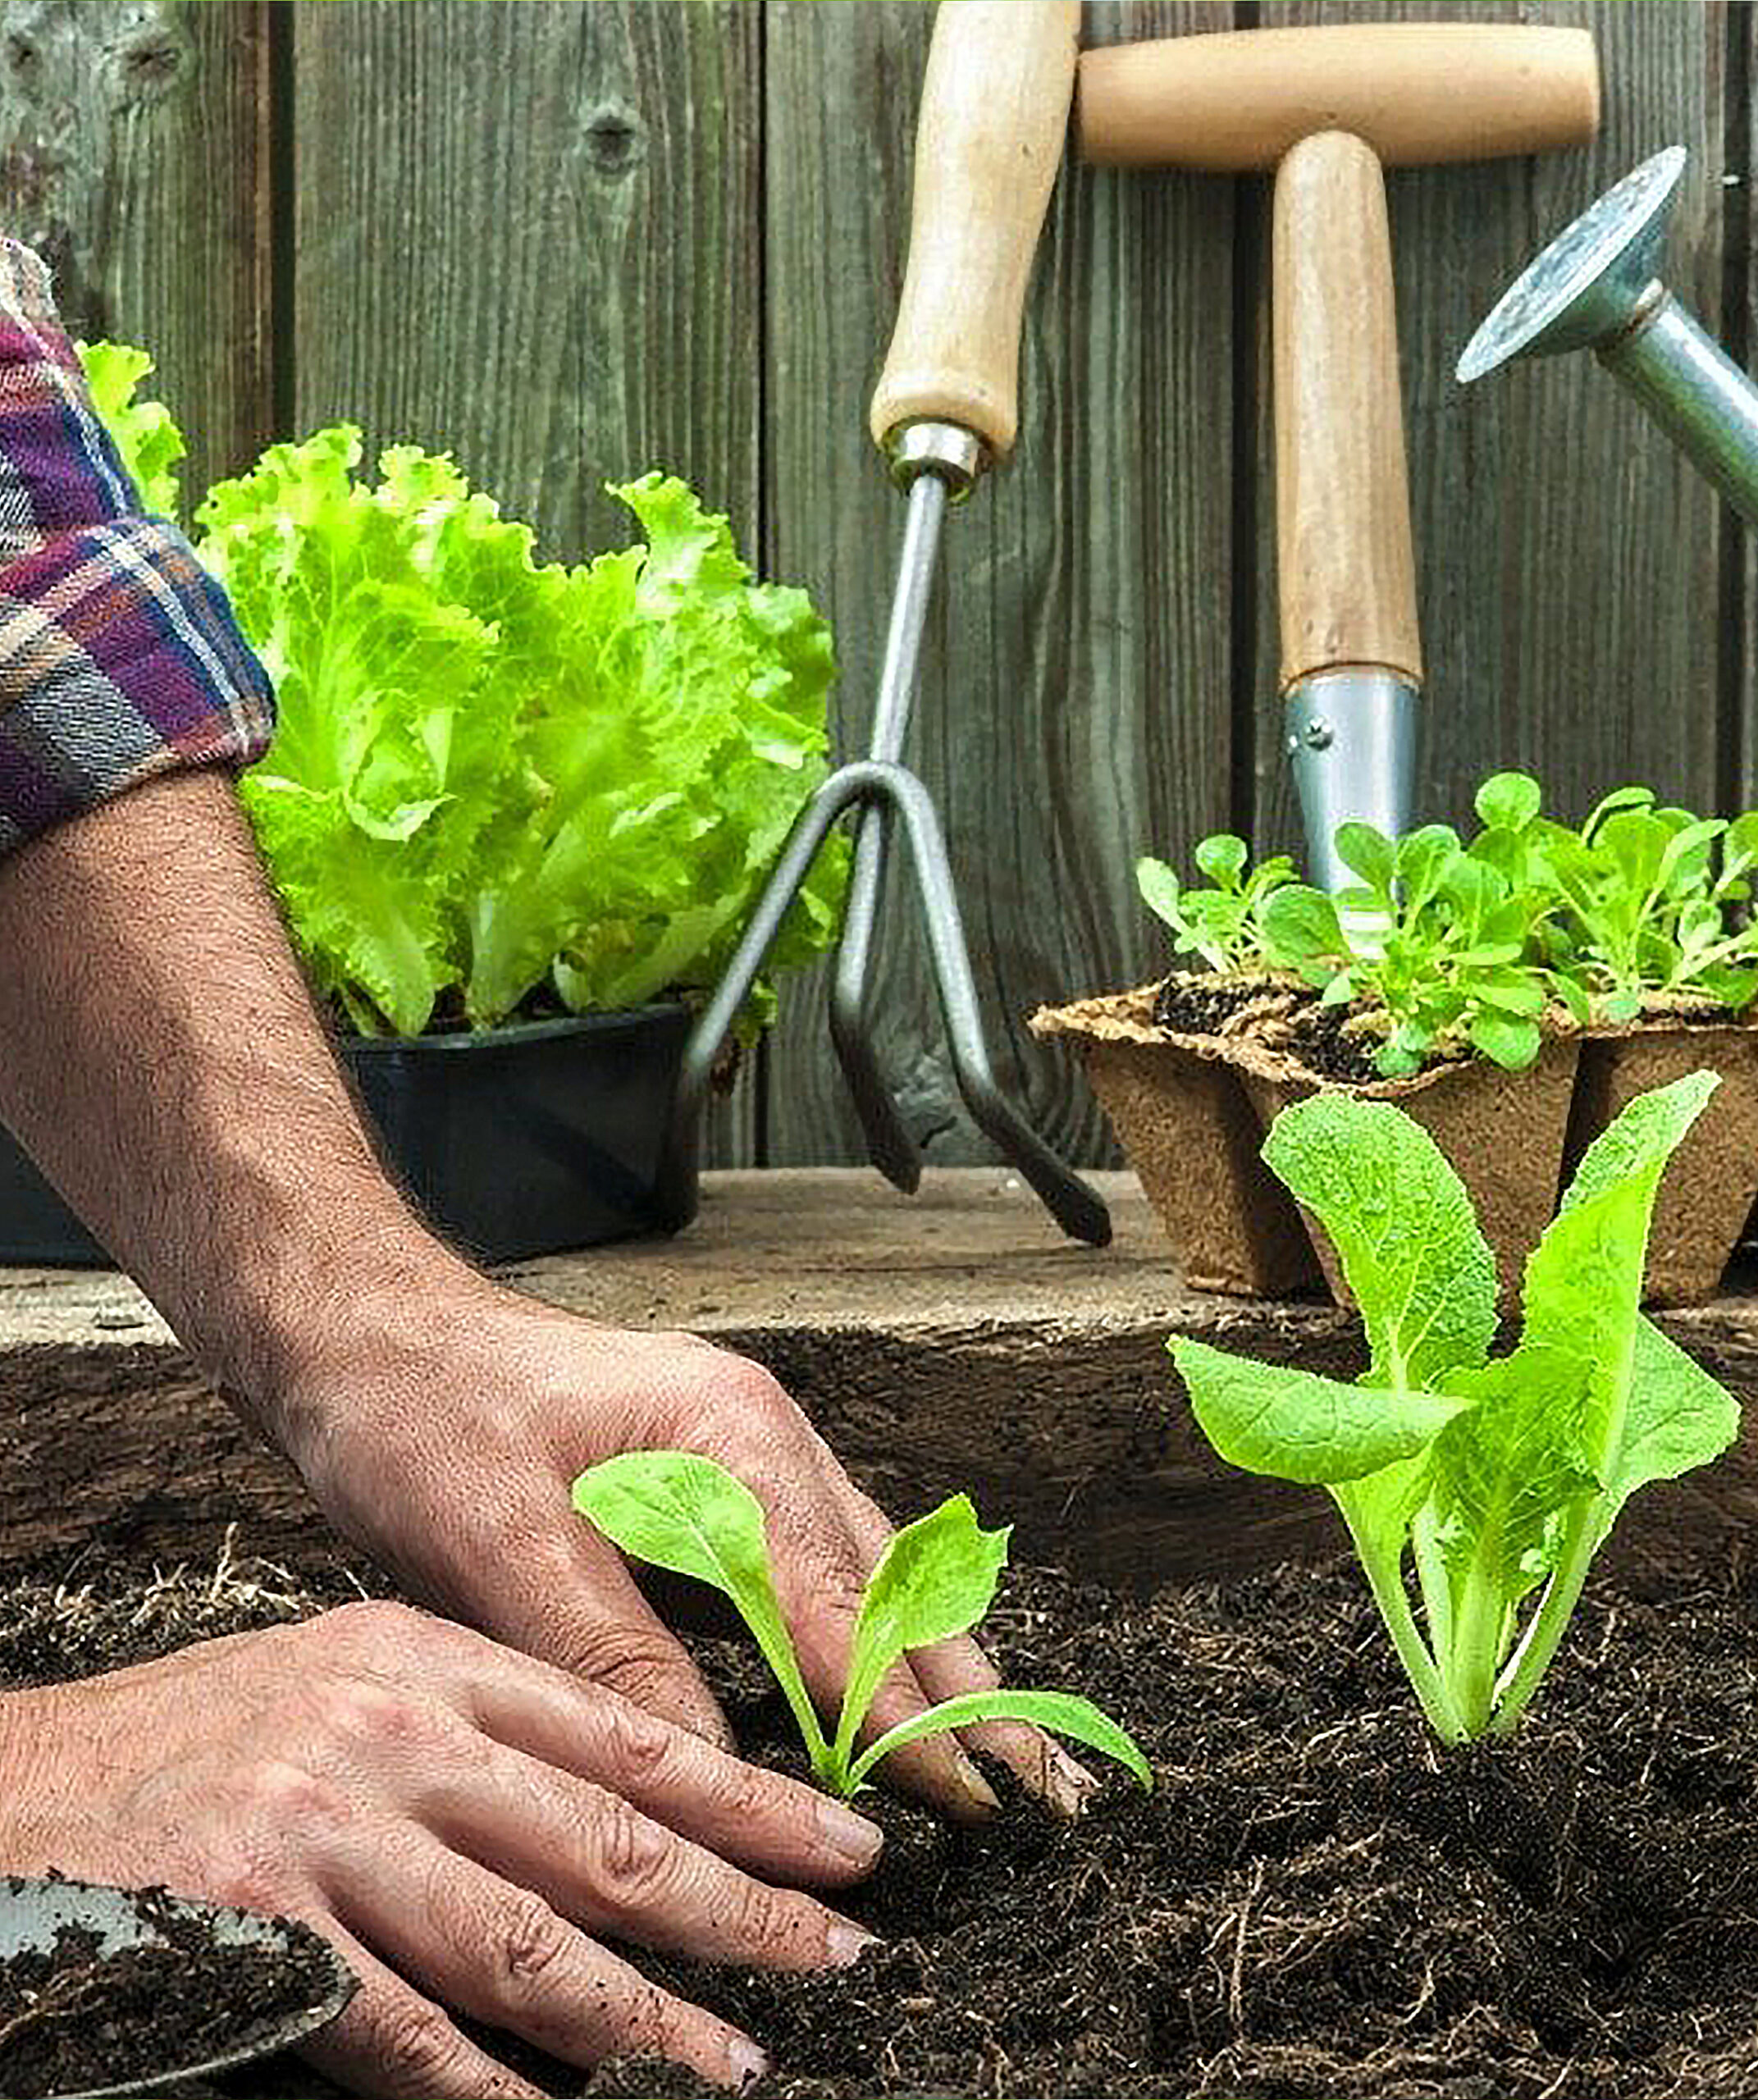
[1075,23,1599,171]
[869,0,1080,463]
[1274,130,1421,691]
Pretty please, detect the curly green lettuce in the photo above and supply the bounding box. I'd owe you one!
[80,341,847,1038]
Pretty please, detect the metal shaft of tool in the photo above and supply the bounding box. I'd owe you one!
[828,471,949,1189]
[1603,288,1758,526]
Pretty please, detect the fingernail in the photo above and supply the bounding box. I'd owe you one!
[816,1798,884,1868]
[1046,1745,1099,1818]
[953,1750,1001,1813]
[826,1919,881,1968]
[727,2036,769,2089]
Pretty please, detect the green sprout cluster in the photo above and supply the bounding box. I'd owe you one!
[1138,773,1758,1079]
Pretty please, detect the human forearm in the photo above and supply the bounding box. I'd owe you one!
[0,768,480,1446]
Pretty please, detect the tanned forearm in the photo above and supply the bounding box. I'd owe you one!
[0,769,482,1454]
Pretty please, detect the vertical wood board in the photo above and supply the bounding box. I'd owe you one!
[0,0,272,498]
[762,0,1240,1171]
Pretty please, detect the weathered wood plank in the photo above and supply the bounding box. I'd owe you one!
[288,0,765,1165]
[0,0,272,498]
[760,1,1239,1172]
[6,1168,1758,1589]
[1251,0,1728,857]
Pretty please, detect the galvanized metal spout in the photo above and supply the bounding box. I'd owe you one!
[1457,147,1758,526]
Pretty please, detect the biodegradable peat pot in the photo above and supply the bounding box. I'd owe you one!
[1564,1013,1758,1306]
[0,1003,698,1267]
[1241,1032,1583,1307]
[1030,986,1319,1295]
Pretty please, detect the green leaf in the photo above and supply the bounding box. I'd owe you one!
[1260,885,1345,967]
[1171,1337,1473,1486]
[1194,833,1249,889]
[77,339,186,516]
[1394,825,1463,905]
[1260,1096,1498,1392]
[1135,857,1184,933]
[847,1689,1152,1792]
[1335,822,1396,895]
[1529,1071,1719,1489]
[1468,1012,1541,1069]
[835,1496,1009,1769]
[1604,1317,1742,1518]
[1475,771,1542,833]
[572,1451,829,1770]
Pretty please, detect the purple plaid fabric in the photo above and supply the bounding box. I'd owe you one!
[0,239,274,855]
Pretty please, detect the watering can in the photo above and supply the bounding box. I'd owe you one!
[1459,145,1758,525]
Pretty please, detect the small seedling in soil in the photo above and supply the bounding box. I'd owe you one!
[571,1452,1151,1797]
[1172,1071,1741,1744]
[1136,833,1298,975]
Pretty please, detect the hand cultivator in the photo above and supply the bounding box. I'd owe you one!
[663,1,1110,1248]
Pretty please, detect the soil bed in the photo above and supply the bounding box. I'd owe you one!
[5,1541,1758,2098]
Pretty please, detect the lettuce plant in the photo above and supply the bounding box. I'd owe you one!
[1137,834,1298,975]
[572,1451,1151,1798]
[79,342,845,1039]
[1260,822,1554,1077]
[1172,1073,1739,1742]
[1533,784,1758,1021]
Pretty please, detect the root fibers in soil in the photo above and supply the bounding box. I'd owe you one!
[6,1542,1758,2097]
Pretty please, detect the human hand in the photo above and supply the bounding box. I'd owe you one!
[281,1274,1092,1821]
[0,1600,884,2096]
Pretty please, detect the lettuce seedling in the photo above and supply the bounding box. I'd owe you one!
[1137,835,1299,975]
[1171,1073,1739,1742]
[572,1452,1151,1796]
[1260,822,1553,1076]
[1532,784,1758,1020]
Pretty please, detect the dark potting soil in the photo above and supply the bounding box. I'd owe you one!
[1152,974,1282,1035]
[1151,973,1395,1085]
[0,1882,338,2099]
[7,1541,1758,2097]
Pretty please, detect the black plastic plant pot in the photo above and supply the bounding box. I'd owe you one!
[0,1003,700,1268]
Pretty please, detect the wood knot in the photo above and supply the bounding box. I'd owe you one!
[101,4,188,108]
[580,98,644,176]
[2,27,42,94]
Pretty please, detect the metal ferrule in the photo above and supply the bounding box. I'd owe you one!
[1600,287,1758,528]
[883,418,988,498]
[1282,669,1420,893]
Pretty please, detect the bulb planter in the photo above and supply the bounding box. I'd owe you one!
[1037,980,1758,1306]
[0,1003,698,1268]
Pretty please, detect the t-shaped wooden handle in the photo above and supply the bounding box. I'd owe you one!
[1275,130,1419,689]
[870,0,1080,463]
[1075,24,1599,171]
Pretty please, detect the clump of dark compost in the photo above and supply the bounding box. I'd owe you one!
[1153,971,1395,1085]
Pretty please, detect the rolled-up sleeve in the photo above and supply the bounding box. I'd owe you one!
[0,240,274,856]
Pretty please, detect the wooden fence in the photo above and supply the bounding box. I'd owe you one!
[7,0,1750,1174]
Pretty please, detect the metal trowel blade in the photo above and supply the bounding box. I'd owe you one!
[0,1876,354,2099]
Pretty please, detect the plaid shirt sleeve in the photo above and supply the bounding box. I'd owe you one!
[0,239,274,856]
